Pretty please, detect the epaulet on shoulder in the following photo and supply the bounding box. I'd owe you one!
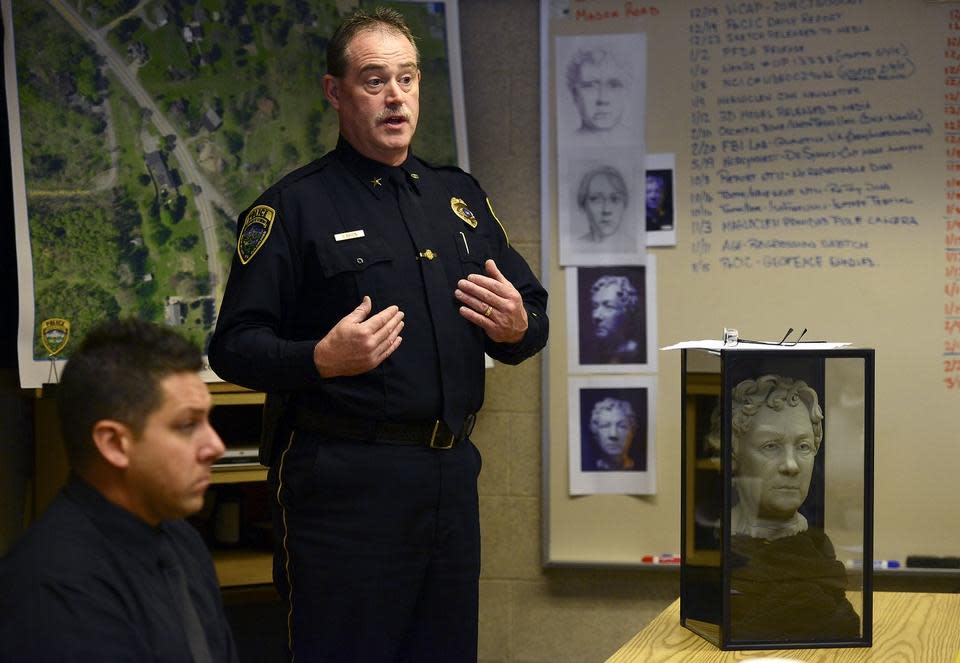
[429,162,482,191]
[272,155,332,192]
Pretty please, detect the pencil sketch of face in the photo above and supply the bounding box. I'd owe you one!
[577,166,628,242]
[590,397,636,465]
[590,275,638,345]
[567,48,631,132]
[732,376,823,522]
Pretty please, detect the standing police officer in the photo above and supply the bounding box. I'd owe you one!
[208,7,548,662]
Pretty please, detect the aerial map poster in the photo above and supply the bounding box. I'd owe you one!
[4,0,467,388]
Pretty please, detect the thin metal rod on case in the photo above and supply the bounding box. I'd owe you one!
[777,327,795,345]
[735,327,811,347]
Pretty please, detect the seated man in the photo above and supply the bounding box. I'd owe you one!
[728,374,860,642]
[0,319,238,662]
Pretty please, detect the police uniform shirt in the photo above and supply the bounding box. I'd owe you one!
[0,476,239,663]
[209,137,549,424]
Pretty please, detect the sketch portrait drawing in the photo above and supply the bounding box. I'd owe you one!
[555,32,646,148]
[563,162,644,263]
[566,47,632,134]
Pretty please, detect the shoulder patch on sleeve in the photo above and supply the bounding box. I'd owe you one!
[485,197,511,247]
[238,204,276,265]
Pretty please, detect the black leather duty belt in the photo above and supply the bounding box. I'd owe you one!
[292,410,477,450]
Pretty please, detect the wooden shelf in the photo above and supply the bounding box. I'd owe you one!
[211,549,273,587]
[208,382,265,405]
[212,464,267,484]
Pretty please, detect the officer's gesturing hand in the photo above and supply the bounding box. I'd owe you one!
[455,259,528,344]
[313,296,404,378]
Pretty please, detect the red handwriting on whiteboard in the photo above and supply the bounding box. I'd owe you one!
[574,2,659,21]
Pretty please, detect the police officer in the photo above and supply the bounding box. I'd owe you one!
[208,7,548,663]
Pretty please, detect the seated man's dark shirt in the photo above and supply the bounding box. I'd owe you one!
[0,476,238,663]
[729,528,861,642]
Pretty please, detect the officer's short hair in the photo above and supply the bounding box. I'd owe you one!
[327,6,420,78]
[57,318,203,470]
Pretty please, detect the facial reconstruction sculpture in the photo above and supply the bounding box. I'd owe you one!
[589,275,639,356]
[589,397,637,470]
[726,375,861,642]
[730,375,823,539]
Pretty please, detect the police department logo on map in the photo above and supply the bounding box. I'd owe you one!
[40,318,70,357]
[450,197,477,229]
[238,205,276,264]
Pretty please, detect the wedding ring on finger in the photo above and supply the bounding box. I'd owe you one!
[482,305,493,317]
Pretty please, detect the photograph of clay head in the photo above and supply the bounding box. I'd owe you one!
[645,169,674,232]
[578,270,646,366]
[576,165,636,248]
[566,47,632,133]
[728,374,860,642]
[585,396,639,471]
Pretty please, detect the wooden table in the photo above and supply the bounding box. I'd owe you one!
[606,592,960,662]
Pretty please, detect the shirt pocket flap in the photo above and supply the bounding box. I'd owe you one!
[317,234,392,278]
[453,231,491,266]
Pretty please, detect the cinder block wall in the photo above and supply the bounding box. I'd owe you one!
[458,2,678,661]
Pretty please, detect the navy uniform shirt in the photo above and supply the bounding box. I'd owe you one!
[0,477,239,663]
[209,138,548,425]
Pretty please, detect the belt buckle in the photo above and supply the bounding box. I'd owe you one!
[429,420,455,449]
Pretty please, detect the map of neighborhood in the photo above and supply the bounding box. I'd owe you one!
[7,0,460,383]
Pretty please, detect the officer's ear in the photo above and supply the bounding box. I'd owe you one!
[323,74,341,110]
[91,419,134,469]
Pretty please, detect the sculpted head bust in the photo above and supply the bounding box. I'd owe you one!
[730,375,823,540]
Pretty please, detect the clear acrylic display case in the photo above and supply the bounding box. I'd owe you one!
[680,348,874,650]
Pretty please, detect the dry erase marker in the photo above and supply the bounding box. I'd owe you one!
[845,559,901,569]
[642,554,680,564]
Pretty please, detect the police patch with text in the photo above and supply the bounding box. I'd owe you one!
[238,205,276,264]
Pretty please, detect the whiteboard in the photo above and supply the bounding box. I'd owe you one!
[541,0,960,566]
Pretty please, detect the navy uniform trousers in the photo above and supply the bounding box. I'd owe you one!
[269,431,482,663]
